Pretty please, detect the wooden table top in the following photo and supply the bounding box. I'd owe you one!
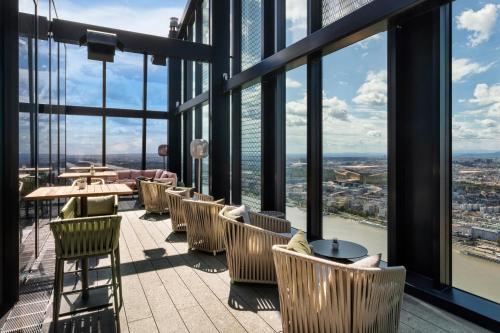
[69,166,111,172]
[19,167,51,173]
[25,184,133,201]
[58,171,118,179]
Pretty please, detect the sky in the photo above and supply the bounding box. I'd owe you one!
[19,0,500,156]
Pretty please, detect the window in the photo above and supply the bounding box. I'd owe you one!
[286,0,307,46]
[241,82,262,209]
[19,37,30,103]
[66,44,102,107]
[106,52,143,110]
[286,65,307,229]
[451,0,500,303]
[241,0,262,70]
[66,115,102,166]
[146,119,168,169]
[106,117,142,169]
[202,0,210,45]
[38,40,50,105]
[322,33,388,260]
[147,55,168,111]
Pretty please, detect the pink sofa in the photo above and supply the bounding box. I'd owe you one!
[112,169,177,190]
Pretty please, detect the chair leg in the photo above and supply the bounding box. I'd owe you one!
[110,252,121,333]
[52,258,63,333]
[114,247,123,307]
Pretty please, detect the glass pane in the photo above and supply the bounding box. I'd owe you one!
[322,32,388,260]
[66,115,103,166]
[66,44,102,107]
[147,55,168,111]
[202,62,209,93]
[286,0,307,46]
[19,37,30,103]
[146,119,168,169]
[106,52,143,110]
[286,65,307,230]
[241,0,262,70]
[38,40,50,105]
[106,117,143,169]
[202,0,210,44]
[452,0,500,303]
[202,103,209,194]
[241,82,262,210]
[38,113,50,186]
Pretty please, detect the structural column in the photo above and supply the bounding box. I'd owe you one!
[209,0,230,200]
[168,57,182,177]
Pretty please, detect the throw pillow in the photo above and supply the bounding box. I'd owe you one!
[87,195,116,216]
[286,230,312,255]
[229,205,251,224]
[350,253,381,268]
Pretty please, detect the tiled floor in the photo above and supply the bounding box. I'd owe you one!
[2,199,493,333]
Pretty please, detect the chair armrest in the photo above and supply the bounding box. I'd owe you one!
[249,212,291,234]
[59,197,78,219]
[113,195,119,214]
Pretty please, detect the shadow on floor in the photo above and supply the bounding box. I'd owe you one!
[227,283,280,312]
[46,308,117,333]
[139,212,170,222]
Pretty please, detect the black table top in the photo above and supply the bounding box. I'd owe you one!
[310,239,368,260]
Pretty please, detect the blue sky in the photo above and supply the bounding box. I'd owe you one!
[20,0,500,155]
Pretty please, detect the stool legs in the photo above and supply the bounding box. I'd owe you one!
[110,251,121,332]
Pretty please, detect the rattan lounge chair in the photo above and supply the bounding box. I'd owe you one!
[141,181,173,214]
[272,245,406,333]
[164,187,192,231]
[50,215,123,332]
[219,206,292,284]
[183,198,226,255]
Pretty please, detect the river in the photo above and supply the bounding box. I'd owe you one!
[285,206,500,303]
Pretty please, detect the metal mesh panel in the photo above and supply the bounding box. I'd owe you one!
[202,63,209,93]
[322,0,374,27]
[241,0,262,71]
[241,82,262,210]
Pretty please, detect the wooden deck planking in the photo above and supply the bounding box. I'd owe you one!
[31,199,493,333]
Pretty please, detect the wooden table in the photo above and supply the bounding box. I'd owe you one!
[25,184,133,298]
[19,167,51,173]
[58,171,118,184]
[69,166,111,172]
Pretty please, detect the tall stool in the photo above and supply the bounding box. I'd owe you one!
[50,215,123,332]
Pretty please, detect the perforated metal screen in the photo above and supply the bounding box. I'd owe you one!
[241,0,262,71]
[241,82,262,210]
[322,0,373,27]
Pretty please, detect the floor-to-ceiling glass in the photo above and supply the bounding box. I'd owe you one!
[66,115,103,167]
[322,32,388,260]
[451,0,500,303]
[146,119,169,169]
[106,117,143,169]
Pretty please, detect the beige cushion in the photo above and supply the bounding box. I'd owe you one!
[87,195,116,216]
[154,169,164,179]
[286,230,312,255]
[350,253,381,268]
[229,205,250,224]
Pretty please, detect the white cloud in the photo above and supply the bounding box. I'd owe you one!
[352,70,387,110]
[366,130,382,137]
[285,0,307,41]
[469,83,500,106]
[56,0,185,38]
[456,4,500,47]
[476,119,497,127]
[286,77,302,88]
[323,96,349,122]
[357,34,381,49]
[452,58,492,82]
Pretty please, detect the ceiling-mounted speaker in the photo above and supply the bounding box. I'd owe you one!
[79,29,124,62]
[151,55,167,66]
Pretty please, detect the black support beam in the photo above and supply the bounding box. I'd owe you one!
[176,92,209,114]
[51,18,212,62]
[168,58,182,177]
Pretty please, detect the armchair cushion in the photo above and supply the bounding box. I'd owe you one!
[116,170,131,180]
[286,230,312,255]
[228,205,251,223]
[154,169,164,179]
[87,195,118,216]
[350,253,381,268]
[142,169,157,178]
[130,170,142,180]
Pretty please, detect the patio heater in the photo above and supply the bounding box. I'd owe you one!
[158,144,169,170]
[190,139,209,192]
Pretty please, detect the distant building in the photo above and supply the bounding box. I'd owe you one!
[471,227,500,244]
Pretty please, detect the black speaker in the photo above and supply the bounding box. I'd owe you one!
[79,29,123,62]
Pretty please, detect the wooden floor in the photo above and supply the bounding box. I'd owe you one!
[34,200,492,333]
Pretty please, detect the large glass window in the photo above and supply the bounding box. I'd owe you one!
[146,119,168,169]
[66,115,102,166]
[322,33,388,260]
[241,82,262,209]
[106,52,143,110]
[147,55,168,111]
[452,0,500,303]
[66,44,102,107]
[241,0,262,70]
[106,117,142,169]
[286,65,307,230]
[286,0,307,46]
[202,0,210,45]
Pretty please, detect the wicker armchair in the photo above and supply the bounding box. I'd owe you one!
[50,215,123,332]
[219,206,292,284]
[141,181,172,214]
[193,192,214,202]
[164,187,192,232]
[272,245,406,333]
[183,199,226,255]
[59,196,118,219]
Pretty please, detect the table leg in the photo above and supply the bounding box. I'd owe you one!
[81,196,88,217]
[81,258,89,300]
[86,176,92,184]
